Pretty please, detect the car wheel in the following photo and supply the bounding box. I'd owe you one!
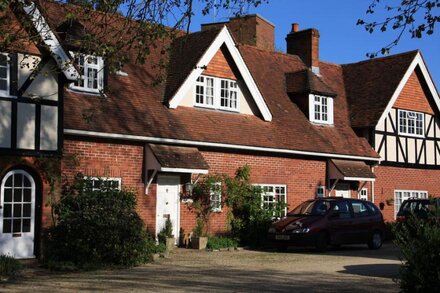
[368,231,383,249]
[315,233,329,252]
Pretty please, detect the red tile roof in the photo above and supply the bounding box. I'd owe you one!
[286,69,336,97]
[35,1,382,159]
[342,51,418,128]
[330,159,376,179]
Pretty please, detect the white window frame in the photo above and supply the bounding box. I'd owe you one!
[256,184,287,217]
[398,109,424,137]
[0,53,10,97]
[210,182,222,212]
[70,53,104,93]
[394,189,428,219]
[309,94,334,125]
[194,75,240,112]
[84,176,121,191]
[359,188,368,201]
[316,186,326,198]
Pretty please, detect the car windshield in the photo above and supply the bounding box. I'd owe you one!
[288,200,332,216]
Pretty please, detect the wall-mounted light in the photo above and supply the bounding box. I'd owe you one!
[184,182,194,196]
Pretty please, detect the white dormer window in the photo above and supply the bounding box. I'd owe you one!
[309,94,334,125]
[0,53,10,97]
[70,53,104,93]
[194,75,239,112]
[398,109,424,137]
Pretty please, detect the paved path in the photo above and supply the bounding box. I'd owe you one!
[1,243,401,292]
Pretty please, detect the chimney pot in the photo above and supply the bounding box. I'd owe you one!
[292,23,299,33]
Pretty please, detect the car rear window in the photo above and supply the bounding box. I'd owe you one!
[365,202,380,215]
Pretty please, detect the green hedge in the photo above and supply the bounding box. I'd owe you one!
[207,236,239,250]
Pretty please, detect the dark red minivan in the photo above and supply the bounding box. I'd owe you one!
[268,198,385,251]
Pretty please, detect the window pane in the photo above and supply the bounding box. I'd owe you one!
[23,189,31,202]
[0,54,7,64]
[14,174,23,187]
[4,176,12,187]
[3,219,11,233]
[22,219,31,233]
[12,219,21,233]
[13,204,22,218]
[0,67,7,78]
[4,204,12,217]
[23,204,31,217]
[4,188,12,202]
[13,189,22,202]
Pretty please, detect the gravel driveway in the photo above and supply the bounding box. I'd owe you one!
[1,243,401,292]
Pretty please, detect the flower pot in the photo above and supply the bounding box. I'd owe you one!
[165,237,175,251]
[191,236,208,250]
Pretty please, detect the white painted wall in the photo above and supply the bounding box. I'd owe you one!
[40,105,58,150]
[17,103,35,150]
[0,100,11,148]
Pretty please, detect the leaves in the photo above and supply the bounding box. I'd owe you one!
[358,0,439,57]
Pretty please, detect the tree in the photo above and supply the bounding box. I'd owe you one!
[357,0,439,57]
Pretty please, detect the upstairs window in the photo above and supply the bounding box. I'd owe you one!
[71,53,104,93]
[398,109,424,137]
[194,75,239,112]
[0,53,9,97]
[316,186,326,198]
[309,94,334,125]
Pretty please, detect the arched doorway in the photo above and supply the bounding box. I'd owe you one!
[0,169,36,258]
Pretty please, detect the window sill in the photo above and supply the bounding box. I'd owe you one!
[67,88,104,97]
[397,132,425,138]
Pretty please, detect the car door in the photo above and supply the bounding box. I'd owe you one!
[328,200,354,244]
[350,200,372,243]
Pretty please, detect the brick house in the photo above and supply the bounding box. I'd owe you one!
[0,1,439,258]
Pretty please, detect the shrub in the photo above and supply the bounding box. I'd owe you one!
[0,255,22,278]
[192,217,206,237]
[43,175,151,268]
[158,218,173,244]
[394,215,440,292]
[207,236,239,250]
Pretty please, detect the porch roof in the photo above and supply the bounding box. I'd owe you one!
[147,144,209,174]
[329,159,375,182]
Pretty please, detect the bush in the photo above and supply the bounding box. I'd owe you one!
[158,218,173,244]
[394,215,440,292]
[43,175,152,268]
[0,255,22,278]
[207,236,239,250]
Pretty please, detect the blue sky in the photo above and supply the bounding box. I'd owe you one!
[188,0,440,88]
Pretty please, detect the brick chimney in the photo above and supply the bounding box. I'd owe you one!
[286,23,320,74]
[201,14,275,51]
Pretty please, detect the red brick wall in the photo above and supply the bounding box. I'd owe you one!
[373,165,440,221]
[394,69,435,114]
[203,48,237,80]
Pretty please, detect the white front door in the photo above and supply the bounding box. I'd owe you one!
[335,183,351,198]
[0,170,36,259]
[156,175,180,243]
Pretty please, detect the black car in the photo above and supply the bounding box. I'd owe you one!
[396,198,440,224]
[268,197,385,251]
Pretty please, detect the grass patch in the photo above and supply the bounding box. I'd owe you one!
[0,255,22,279]
[207,236,239,250]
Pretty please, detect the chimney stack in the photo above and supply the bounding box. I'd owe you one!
[202,15,275,51]
[286,23,320,74]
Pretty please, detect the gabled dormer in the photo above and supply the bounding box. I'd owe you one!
[165,26,272,121]
[286,69,336,125]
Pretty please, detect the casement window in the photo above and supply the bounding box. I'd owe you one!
[0,53,10,97]
[394,190,428,218]
[210,183,222,212]
[316,186,326,198]
[84,177,121,191]
[359,188,368,201]
[195,75,239,111]
[70,53,104,93]
[398,109,424,137]
[258,184,287,217]
[309,94,334,125]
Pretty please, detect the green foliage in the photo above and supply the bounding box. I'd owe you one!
[158,217,173,243]
[43,174,151,269]
[192,217,206,237]
[358,0,439,57]
[225,165,286,247]
[0,254,22,278]
[207,236,239,250]
[394,212,440,292]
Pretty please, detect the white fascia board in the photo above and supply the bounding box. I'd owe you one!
[343,177,376,182]
[64,129,381,162]
[160,167,209,174]
[376,52,440,128]
[168,26,272,122]
[20,1,79,81]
